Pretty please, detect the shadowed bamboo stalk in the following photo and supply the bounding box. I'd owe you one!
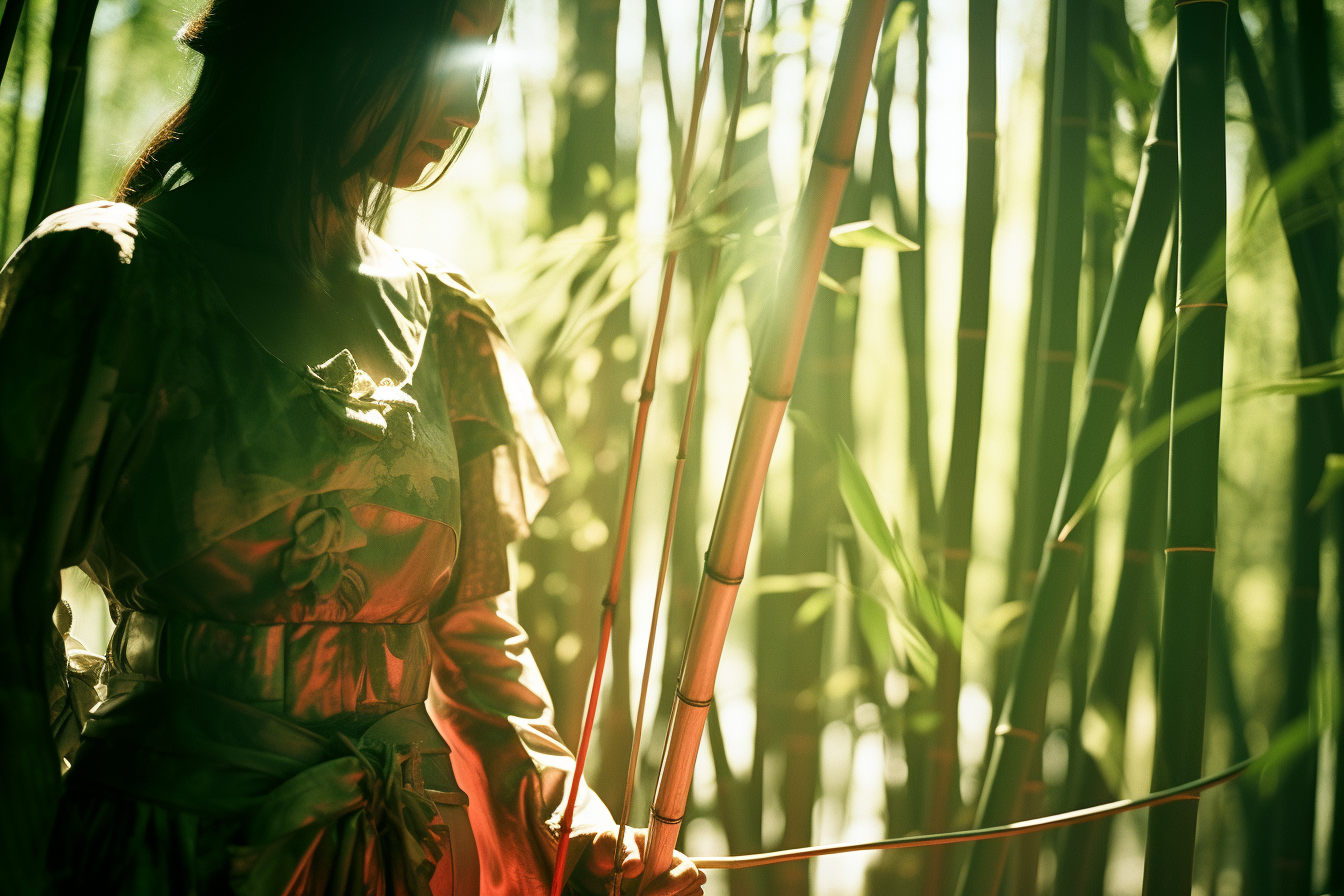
[922,0,997,891]
[0,0,26,85]
[608,4,755,888]
[956,58,1178,896]
[549,2,726,890]
[1140,1,1228,892]
[1,0,31,252]
[25,0,98,234]
[637,0,886,882]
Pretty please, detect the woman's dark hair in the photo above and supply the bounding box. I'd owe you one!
[118,0,489,267]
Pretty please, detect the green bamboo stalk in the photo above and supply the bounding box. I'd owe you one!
[920,3,998,893]
[25,0,98,233]
[956,58,1178,896]
[981,0,1061,819]
[1140,2,1229,891]
[639,0,887,880]
[1053,290,1174,895]
[0,0,27,85]
[0,0,31,253]
[773,168,870,896]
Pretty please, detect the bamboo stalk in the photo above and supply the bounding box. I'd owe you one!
[1139,2,1228,892]
[0,0,26,86]
[638,0,886,882]
[956,58,1178,896]
[921,0,998,891]
[549,4,726,891]
[1053,290,1174,895]
[609,5,755,888]
[0,0,31,253]
[25,0,98,233]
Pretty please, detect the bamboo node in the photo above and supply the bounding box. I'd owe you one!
[1022,780,1045,793]
[1051,539,1086,554]
[1176,302,1228,311]
[748,378,792,403]
[1164,546,1216,553]
[1042,349,1076,363]
[1174,0,1227,6]
[812,149,854,170]
[704,555,745,586]
[1090,377,1128,393]
[676,688,714,708]
[943,547,971,561]
[995,724,1039,742]
[957,328,988,340]
[967,130,997,141]
[650,809,685,826]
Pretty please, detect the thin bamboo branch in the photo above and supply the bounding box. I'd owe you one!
[549,3,726,892]
[1140,2,1229,892]
[607,6,755,887]
[688,756,1256,869]
[637,0,887,882]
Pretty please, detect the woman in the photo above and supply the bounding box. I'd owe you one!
[0,1,704,893]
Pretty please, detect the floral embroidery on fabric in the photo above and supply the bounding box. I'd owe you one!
[281,493,369,611]
[305,349,420,444]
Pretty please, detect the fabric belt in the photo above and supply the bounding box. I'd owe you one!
[107,609,433,724]
[69,682,479,895]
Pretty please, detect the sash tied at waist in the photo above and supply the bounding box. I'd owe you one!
[68,682,477,896]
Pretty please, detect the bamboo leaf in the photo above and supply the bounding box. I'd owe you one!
[1308,454,1344,512]
[793,588,836,628]
[755,572,838,594]
[817,270,854,295]
[829,220,921,251]
[857,592,896,671]
[835,437,962,650]
[734,102,773,141]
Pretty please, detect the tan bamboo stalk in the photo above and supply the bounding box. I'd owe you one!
[609,8,756,885]
[637,0,887,882]
[923,0,997,889]
[1140,1,1228,891]
[549,3,726,891]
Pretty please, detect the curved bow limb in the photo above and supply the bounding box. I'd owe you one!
[637,0,889,885]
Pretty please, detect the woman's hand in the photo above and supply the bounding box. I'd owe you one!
[572,827,706,895]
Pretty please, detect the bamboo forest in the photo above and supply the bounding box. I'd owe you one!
[5,0,1344,892]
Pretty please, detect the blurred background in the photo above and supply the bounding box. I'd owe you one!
[3,0,1339,893]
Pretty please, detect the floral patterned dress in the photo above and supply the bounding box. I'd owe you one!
[0,201,613,895]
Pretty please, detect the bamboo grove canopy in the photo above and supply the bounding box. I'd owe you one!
[4,0,1344,893]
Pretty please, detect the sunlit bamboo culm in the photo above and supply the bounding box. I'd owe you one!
[607,1,757,891]
[548,3,726,892]
[637,0,887,883]
[1140,2,1229,893]
[958,52,1179,896]
[921,0,996,890]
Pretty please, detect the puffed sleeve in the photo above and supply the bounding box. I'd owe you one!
[0,204,155,888]
[416,262,616,896]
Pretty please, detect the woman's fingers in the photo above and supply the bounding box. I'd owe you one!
[635,847,706,896]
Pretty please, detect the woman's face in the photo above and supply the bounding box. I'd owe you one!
[372,0,506,188]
